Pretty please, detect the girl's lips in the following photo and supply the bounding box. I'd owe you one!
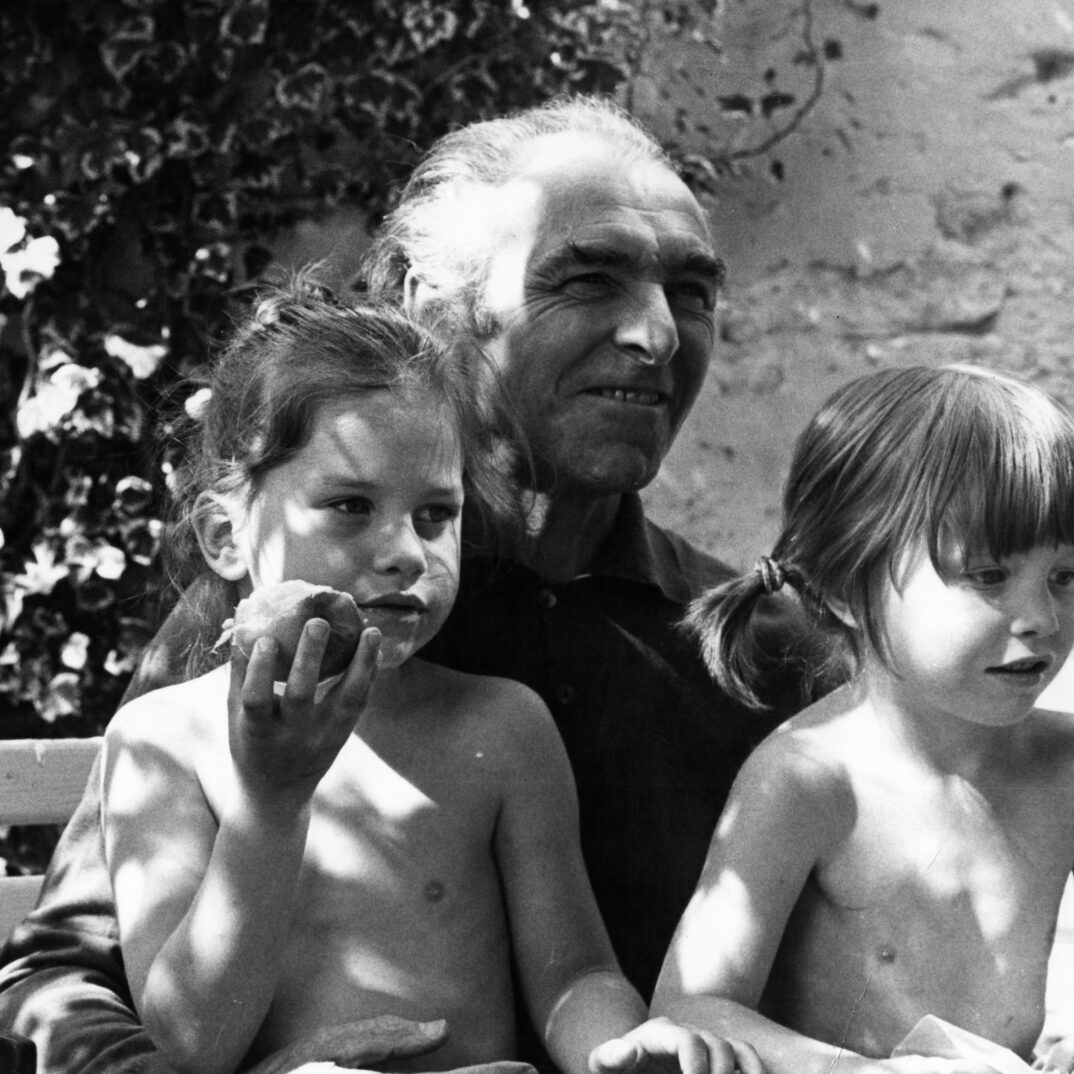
[986,658,1051,674]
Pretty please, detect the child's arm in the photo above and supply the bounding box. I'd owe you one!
[649,737,997,1074]
[491,685,759,1074]
[103,624,381,1074]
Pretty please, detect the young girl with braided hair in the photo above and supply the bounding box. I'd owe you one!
[100,276,751,1074]
[653,364,1074,1074]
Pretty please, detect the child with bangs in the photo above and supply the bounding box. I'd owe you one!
[652,365,1074,1074]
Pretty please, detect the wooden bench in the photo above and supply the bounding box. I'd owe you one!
[0,737,102,1074]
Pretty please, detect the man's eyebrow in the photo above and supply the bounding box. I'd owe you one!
[536,241,725,286]
[682,252,727,287]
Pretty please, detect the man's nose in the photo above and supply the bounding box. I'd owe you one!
[613,283,680,366]
[372,520,427,582]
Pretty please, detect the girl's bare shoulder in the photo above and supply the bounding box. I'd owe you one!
[105,664,229,760]
[403,659,562,763]
[736,686,864,821]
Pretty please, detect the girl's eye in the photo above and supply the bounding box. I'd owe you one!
[330,497,373,517]
[1053,569,1074,588]
[415,504,460,527]
[963,567,1007,587]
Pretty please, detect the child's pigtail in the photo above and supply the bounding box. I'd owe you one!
[686,560,783,711]
[687,556,841,712]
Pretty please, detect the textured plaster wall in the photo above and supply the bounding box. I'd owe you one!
[638,0,1074,571]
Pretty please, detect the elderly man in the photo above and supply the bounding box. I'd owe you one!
[0,97,802,1074]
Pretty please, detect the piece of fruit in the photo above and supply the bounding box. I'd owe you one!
[218,580,363,680]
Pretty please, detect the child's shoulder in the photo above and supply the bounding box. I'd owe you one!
[739,687,862,800]
[106,664,228,755]
[409,658,548,718]
[1024,703,1074,772]
[405,659,561,756]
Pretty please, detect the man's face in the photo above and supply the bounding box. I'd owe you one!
[475,134,720,497]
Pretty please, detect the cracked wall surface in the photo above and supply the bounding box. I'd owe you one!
[637,0,1074,569]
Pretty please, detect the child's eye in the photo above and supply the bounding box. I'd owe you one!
[1053,568,1074,588]
[415,504,460,527]
[962,566,1007,587]
[329,496,373,517]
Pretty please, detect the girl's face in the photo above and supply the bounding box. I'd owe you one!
[866,537,1074,728]
[232,387,464,670]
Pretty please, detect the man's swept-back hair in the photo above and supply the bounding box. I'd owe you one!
[688,364,1074,709]
[364,95,674,338]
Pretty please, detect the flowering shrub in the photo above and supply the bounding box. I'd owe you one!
[0,0,740,750]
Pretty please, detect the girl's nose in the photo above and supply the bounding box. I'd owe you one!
[1011,585,1061,638]
[373,521,427,582]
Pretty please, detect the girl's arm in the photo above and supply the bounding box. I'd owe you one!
[103,625,380,1074]
[491,686,756,1074]
[649,736,993,1074]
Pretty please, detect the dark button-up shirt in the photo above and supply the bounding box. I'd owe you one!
[424,495,786,998]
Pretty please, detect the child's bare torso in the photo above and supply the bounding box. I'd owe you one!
[181,662,522,1070]
[760,696,1074,1061]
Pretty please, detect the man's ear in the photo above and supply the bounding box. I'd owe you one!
[193,491,249,582]
[402,266,437,316]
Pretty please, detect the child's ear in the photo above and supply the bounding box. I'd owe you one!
[825,597,859,629]
[193,492,249,583]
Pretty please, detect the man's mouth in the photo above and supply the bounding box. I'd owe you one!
[588,388,665,405]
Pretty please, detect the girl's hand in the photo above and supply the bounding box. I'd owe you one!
[1034,1035,1074,1073]
[242,1015,448,1074]
[589,1018,765,1074]
[228,618,382,806]
[879,1058,1004,1074]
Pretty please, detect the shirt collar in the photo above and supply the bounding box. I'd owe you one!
[587,493,696,603]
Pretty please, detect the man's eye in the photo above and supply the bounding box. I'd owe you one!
[563,271,613,291]
[671,280,716,311]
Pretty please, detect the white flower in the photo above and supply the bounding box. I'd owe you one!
[104,333,167,379]
[1,234,61,298]
[184,387,212,421]
[51,362,100,393]
[41,672,80,723]
[12,541,68,596]
[15,363,100,439]
[60,632,91,671]
[93,542,127,581]
[0,207,26,253]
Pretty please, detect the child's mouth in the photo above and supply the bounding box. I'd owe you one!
[985,657,1051,681]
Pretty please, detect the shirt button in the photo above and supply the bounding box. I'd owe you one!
[538,588,557,610]
[554,683,575,705]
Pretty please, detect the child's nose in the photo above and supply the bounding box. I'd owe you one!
[1011,584,1061,638]
[373,521,427,581]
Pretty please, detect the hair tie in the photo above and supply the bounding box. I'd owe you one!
[756,556,786,595]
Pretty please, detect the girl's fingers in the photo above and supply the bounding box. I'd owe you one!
[286,618,331,702]
[235,637,279,726]
[730,1040,765,1074]
[337,628,382,709]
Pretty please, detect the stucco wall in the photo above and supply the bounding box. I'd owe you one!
[637,0,1074,569]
